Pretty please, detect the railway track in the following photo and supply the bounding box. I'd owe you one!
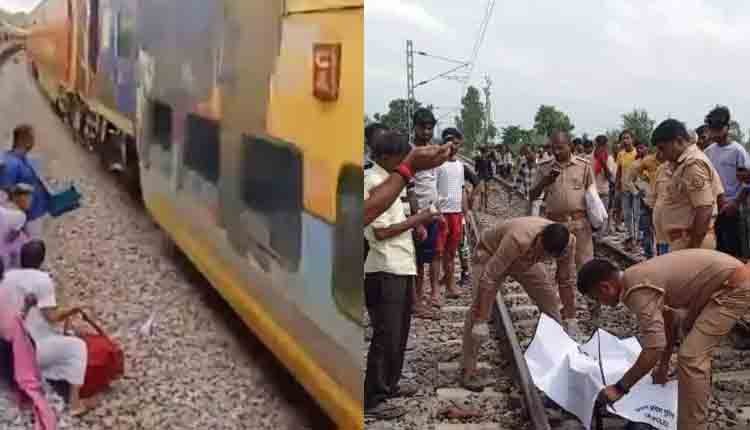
[358,153,750,430]
[364,155,639,429]
[478,170,750,429]
[365,155,750,428]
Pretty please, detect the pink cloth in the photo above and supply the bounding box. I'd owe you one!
[0,289,57,430]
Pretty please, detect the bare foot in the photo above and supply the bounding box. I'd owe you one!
[70,397,98,417]
[431,297,443,309]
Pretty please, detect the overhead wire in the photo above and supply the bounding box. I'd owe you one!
[460,0,497,97]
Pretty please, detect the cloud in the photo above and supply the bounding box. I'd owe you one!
[0,0,39,13]
[366,0,448,34]
[366,0,750,134]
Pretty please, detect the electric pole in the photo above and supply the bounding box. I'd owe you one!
[406,40,415,143]
[405,39,468,144]
[482,75,493,147]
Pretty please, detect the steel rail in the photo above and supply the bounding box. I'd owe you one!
[464,208,551,430]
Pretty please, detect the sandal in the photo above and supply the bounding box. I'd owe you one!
[365,403,406,420]
[390,384,419,398]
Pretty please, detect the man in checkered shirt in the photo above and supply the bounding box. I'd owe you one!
[514,144,543,215]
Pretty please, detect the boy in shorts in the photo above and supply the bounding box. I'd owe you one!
[436,128,471,303]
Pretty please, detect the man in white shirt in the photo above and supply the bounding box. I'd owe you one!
[407,108,442,315]
[1,240,94,415]
[703,106,750,258]
[364,131,441,420]
[436,128,469,302]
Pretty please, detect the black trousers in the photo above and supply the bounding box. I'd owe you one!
[716,212,741,257]
[364,272,414,410]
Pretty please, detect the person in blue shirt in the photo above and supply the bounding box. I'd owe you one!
[0,125,50,239]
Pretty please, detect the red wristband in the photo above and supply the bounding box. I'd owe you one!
[395,163,414,182]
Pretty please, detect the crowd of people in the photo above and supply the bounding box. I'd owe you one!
[363,105,750,429]
[0,124,95,429]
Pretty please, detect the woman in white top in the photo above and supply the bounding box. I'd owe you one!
[1,240,96,416]
[0,183,34,269]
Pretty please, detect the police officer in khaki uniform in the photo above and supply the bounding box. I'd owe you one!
[578,250,750,430]
[461,217,575,391]
[530,130,597,331]
[651,119,724,251]
[647,157,674,255]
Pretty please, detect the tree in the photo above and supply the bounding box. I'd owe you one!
[487,123,499,142]
[455,86,485,153]
[533,105,574,137]
[364,115,372,126]
[729,120,744,144]
[501,125,527,147]
[621,109,655,146]
[605,129,621,147]
[372,98,432,134]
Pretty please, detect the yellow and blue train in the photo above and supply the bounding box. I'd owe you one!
[26,1,363,428]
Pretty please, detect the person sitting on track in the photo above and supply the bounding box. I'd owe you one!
[364,131,442,420]
[0,257,58,430]
[461,217,577,392]
[577,250,750,430]
[0,240,97,416]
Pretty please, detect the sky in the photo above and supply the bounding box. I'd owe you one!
[0,0,37,13]
[366,0,750,137]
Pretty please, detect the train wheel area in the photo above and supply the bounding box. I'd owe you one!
[0,49,332,429]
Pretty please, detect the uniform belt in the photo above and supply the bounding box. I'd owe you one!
[667,227,714,242]
[548,211,587,222]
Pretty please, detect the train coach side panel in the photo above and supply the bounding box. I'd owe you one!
[26,0,74,99]
[87,0,137,131]
[134,1,364,428]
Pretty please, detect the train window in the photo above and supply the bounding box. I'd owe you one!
[332,165,364,324]
[150,101,173,176]
[184,114,220,183]
[241,135,302,271]
[151,101,172,150]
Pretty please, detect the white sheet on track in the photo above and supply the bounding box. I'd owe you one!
[525,314,678,430]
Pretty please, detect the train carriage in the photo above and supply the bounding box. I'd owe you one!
[26,1,364,428]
